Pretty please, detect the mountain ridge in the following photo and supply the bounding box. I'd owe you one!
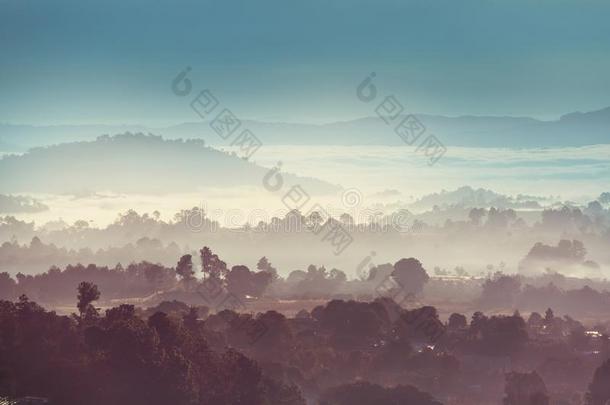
[1,106,609,150]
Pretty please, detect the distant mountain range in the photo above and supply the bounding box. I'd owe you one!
[0,133,338,195]
[1,107,609,150]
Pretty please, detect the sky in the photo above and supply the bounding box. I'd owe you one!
[1,0,610,125]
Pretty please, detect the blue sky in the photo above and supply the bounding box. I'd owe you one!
[1,0,610,125]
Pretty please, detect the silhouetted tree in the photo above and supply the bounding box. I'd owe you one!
[77,281,100,320]
[401,306,445,343]
[527,312,543,329]
[479,272,521,308]
[0,272,15,300]
[176,254,194,281]
[504,371,549,405]
[225,265,272,299]
[544,308,554,326]
[392,258,430,295]
[469,207,486,226]
[466,311,528,355]
[200,246,227,280]
[448,313,467,330]
[256,256,278,280]
[586,359,610,404]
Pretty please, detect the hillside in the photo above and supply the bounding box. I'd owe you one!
[0,133,338,195]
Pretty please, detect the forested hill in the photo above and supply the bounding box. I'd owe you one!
[0,133,338,195]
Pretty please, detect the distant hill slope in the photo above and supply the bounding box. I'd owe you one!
[1,107,609,149]
[0,133,338,195]
[408,186,550,211]
[0,194,49,213]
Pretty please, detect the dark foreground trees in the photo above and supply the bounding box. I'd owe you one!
[503,371,549,405]
[0,292,304,405]
[586,359,610,405]
[320,381,442,405]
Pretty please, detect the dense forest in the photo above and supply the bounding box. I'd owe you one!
[3,247,610,404]
[4,0,610,403]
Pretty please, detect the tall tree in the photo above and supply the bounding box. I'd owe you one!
[176,254,194,281]
[544,308,554,326]
[257,256,278,280]
[200,246,227,280]
[77,281,100,320]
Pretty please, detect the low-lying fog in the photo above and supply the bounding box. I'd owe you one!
[10,143,610,227]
